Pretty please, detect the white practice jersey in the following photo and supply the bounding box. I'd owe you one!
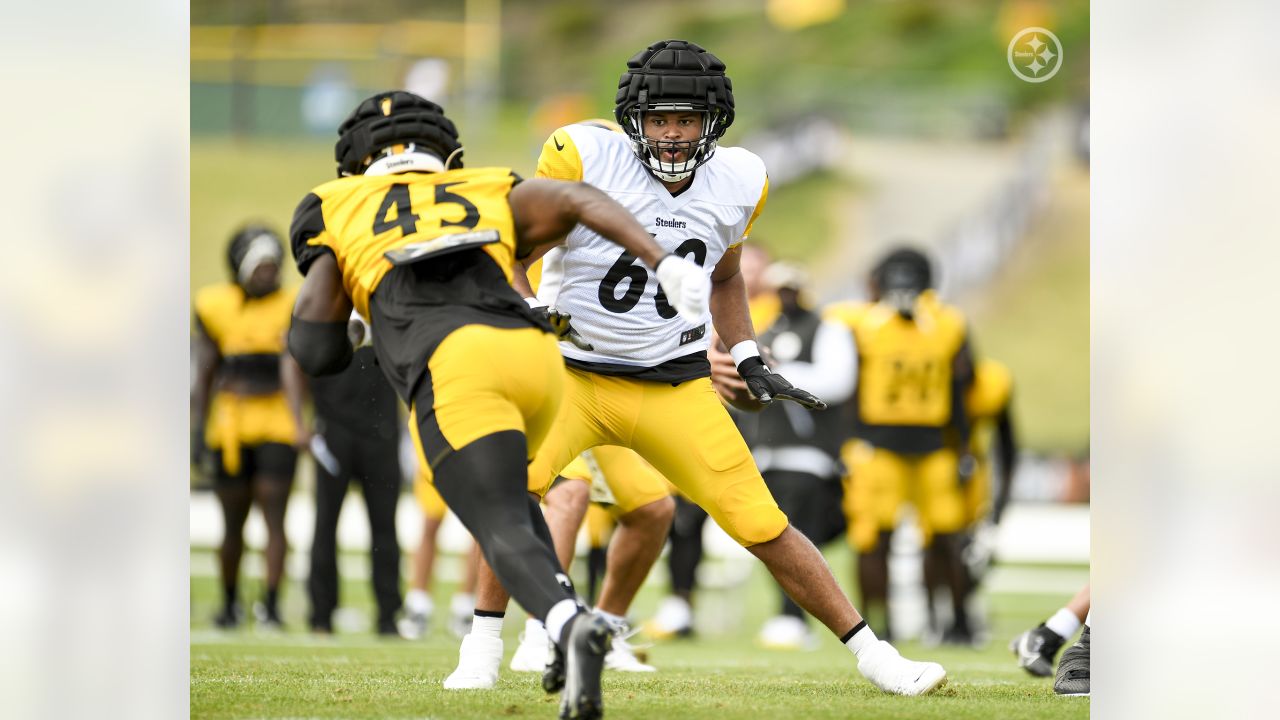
[534,123,769,370]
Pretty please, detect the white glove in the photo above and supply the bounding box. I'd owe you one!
[655,254,710,322]
[348,310,373,349]
[963,520,998,580]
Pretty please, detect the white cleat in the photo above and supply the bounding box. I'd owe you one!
[509,623,551,673]
[397,611,429,641]
[603,622,656,672]
[857,640,947,696]
[643,596,693,639]
[756,615,813,651]
[443,633,503,690]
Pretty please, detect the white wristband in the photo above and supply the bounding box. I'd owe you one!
[524,296,545,309]
[729,340,762,367]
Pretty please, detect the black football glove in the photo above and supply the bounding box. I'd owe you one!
[736,356,827,409]
[531,305,594,351]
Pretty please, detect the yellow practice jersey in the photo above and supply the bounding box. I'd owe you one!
[965,358,1014,460]
[194,283,297,358]
[749,292,781,335]
[290,166,524,320]
[194,282,298,393]
[290,166,551,401]
[962,358,1015,523]
[193,283,299,467]
[825,291,970,454]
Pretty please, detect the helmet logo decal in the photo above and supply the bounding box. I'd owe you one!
[381,97,393,116]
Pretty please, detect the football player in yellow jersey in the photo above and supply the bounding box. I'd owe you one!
[192,224,309,629]
[456,40,945,698]
[957,359,1018,574]
[287,91,707,719]
[825,247,976,644]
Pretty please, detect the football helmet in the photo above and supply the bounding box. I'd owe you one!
[334,91,463,177]
[614,39,735,182]
[871,246,933,318]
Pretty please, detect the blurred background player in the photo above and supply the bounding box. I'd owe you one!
[1010,583,1089,680]
[399,463,481,640]
[287,90,708,718]
[647,242,777,640]
[825,246,975,643]
[305,312,403,636]
[192,224,308,629]
[949,356,1019,640]
[740,261,856,650]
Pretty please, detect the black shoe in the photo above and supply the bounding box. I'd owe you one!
[253,601,284,631]
[376,618,400,637]
[1054,625,1090,696]
[558,613,611,720]
[543,637,567,693]
[213,603,242,630]
[1009,623,1065,677]
[942,623,975,647]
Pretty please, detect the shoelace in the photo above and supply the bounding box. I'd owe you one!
[609,623,653,653]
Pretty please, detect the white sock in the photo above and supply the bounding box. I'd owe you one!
[1045,608,1082,639]
[525,618,546,637]
[451,592,475,616]
[405,589,433,615]
[844,623,879,658]
[545,599,581,646]
[471,614,504,640]
[595,609,626,630]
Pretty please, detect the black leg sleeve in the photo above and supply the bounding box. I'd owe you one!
[667,495,708,596]
[431,430,576,621]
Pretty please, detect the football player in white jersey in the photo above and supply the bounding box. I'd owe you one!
[446,39,946,699]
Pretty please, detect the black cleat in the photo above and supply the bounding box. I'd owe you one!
[543,640,566,694]
[1054,625,1090,696]
[213,603,242,630]
[559,613,611,720]
[1010,623,1066,677]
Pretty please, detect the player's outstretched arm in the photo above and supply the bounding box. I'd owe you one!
[709,248,827,410]
[509,178,708,321]
[288,253,356,376]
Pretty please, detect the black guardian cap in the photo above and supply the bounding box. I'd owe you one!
[871,246,934,317]
[614,40,735,182]
[335,91,463,177]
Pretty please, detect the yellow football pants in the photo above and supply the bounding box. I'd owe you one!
[528,368,786,547]
[842,440,966,551]
[409,324,564,480]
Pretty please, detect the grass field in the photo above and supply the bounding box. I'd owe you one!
[191,546,1089,719]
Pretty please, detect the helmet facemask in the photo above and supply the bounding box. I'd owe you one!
[875,257,931,319]
[623,103,726,183]
[614,40,736,184]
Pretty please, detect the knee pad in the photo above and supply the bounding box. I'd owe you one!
[718,502,788,547]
